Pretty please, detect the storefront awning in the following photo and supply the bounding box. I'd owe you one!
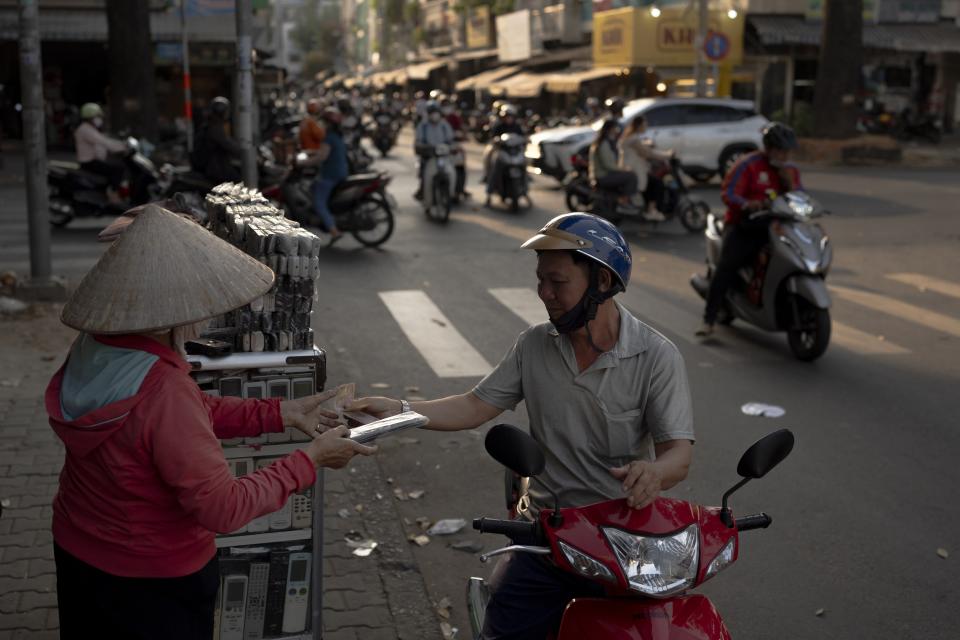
[405,59,448,81]
[453,48,499,62]
[370,68,408,88]
[749,15,960,54]
[544,67,625,93]
[323,74,346,88]
[489,72,549,99]
[523,45,592,68]
[456,65,521,91]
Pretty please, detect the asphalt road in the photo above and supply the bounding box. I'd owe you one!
[2,131,958,638]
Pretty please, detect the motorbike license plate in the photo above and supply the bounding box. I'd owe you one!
[509,168,522,178]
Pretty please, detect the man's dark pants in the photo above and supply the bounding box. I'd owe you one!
[481,551,604,640]
[703,219,770,324]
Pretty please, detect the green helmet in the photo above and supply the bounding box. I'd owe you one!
[80,103,103,120]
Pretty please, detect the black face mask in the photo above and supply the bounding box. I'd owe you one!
[549,263,621,343]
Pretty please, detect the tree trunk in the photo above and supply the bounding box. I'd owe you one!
[812,0,862,138]
[105,0,158,140]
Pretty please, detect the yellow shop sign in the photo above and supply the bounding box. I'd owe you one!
[593,6,743,68]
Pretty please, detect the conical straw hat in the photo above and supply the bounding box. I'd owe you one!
[62,204,275,334]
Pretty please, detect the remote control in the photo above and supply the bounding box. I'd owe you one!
[243,562,269,640]
[281,552,311,634]
[262,550,289,636]
[291,487,312,529]
[219,573,248,640]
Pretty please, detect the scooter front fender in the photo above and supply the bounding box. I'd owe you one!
[557,595,731,640]
[785,274,831,309]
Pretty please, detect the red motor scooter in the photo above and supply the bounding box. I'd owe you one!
[466,424,794,639]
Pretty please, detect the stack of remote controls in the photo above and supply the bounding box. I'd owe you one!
[204,183,320,353]
[218,548,312,639]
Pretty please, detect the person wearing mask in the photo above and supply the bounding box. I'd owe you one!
[414,100,455,201]
[299,98,327,152]
[620,114,674,221]
[589,118,637,200]
[348,213,694,640]
[49,205,375,639]
[696,122,802,337]
[441,96,470,200]
[74,103,128,204]
[301,107,348,241]
[481,105,525,191]
[194,96,242,185]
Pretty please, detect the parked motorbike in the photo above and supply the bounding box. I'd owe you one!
[417,143,456,223]
[47,137,163,227]
[894,108,942,144]
[264,153,396,247]
[486,133,531,212]
[467,423,794,640]
[564,151,708,232]
[690,191,833,361]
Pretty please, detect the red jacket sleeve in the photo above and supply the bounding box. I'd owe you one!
[201,394,284,440]
[147,372,316,534]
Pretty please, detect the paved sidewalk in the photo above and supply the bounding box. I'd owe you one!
[0,303,443,640]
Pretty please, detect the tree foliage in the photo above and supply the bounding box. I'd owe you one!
[289,0,343,76]
[452,0,515,16]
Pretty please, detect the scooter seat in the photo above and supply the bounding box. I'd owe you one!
[334,173,381,190]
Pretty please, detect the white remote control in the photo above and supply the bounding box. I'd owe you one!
[292,488,312,529]
[243,562,269,640]
[220,574,248,640]
[281,552,311,634]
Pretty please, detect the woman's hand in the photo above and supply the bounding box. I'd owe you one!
[280,388,343,438]
[345,396,402,420]
[304,425,377,470]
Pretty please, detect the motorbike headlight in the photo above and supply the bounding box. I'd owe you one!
[602,524,699,597]
[558,541,616,583]
[705,537,736,580]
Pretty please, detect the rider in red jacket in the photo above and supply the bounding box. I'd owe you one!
[697,122,801,337]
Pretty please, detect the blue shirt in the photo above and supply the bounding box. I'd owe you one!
[321,131,348,182]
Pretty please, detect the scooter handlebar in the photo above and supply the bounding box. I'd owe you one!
[735,512,772,531]
[473,517,538,542]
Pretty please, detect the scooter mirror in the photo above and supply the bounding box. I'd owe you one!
[736,429,795,479]
[485,424,545,477]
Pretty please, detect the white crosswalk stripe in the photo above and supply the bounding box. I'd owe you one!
[488,287,546,327]
[886,273,960,301]
[378,290,492,378]
[831,284,960,339]
[831,321,910,355]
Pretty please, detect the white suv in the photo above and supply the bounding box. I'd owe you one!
[526,97,768,183]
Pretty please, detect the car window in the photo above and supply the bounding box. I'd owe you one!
[684,105,746,124]
[643,106,686,127]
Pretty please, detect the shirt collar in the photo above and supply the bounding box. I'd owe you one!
[90,333,191,372]
[549,301,648,360]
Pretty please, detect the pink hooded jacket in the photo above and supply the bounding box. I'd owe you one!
[46,334,316,578]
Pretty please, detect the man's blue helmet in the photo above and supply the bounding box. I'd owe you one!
[521,213,632,291]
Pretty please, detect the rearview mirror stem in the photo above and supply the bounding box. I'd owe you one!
[720,478,751,528]
[532,476,564,527]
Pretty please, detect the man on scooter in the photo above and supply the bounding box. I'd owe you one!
[348,213,695,640]
[441,96,471,200]
[413,100,455,201]
[483,105,526,205]
[696,122,802,337]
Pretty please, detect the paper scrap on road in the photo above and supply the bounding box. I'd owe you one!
[937,548,949,559]
[370,382,391,389]
[409,534,431,546]
[450,540,484,554]
[428,518,467,535]
[741,402,786,418]
[408,490,426,500]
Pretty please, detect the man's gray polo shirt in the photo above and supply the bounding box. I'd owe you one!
[472,302,694,516]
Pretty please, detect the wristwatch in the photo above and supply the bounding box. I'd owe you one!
[398,399,411,415]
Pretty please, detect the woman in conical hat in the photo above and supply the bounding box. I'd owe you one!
[46,205,375,638]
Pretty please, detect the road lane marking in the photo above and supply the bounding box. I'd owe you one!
[489,287,546,327]
[831,284,960,338]
[886,273,960,301]
[832,321,910,355]
[451,212,534,242]
[379,290,492,378]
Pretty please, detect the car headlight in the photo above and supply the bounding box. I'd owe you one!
[705,537,736,580]
[559,541,616,583]
[602,524,699,597]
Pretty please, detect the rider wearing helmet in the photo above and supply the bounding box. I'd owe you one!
[604,96,626,120]
[697,122,802,337]
[194,96,242,184]
[300,107,347,241]
[413,100,455,200]
[346,213,695,640]
[74,102,128,203]
[482,104,526,198]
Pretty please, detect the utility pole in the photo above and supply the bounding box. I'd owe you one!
[235,0,257,187]
[694,0,708,97]
[17,0,64,300]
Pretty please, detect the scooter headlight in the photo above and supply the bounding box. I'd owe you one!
[705,537,736,580]
[602,524,699,597]
[558,541,616,583]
